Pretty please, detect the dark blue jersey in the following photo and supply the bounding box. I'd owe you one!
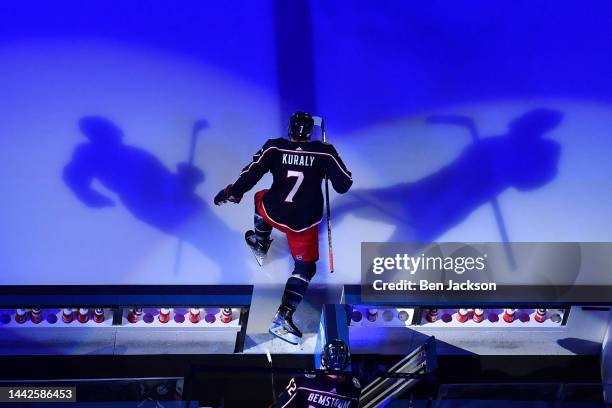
[230,138,352,232]
[273,374,361,408]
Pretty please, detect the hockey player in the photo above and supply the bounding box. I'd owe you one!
[214,111,353,344]
[272,339,361,408]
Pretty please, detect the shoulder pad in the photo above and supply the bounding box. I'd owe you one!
[352,377,361,389]
[321,141,336,152]
[262,137,280,147]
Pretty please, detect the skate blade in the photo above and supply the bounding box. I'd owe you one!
[249,248,265,266]
[246,239,272,267]
[269,327,300,345]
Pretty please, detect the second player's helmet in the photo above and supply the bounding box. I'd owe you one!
[288,111,315,141]
[321,339,350,371]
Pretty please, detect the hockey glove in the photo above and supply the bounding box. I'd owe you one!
[214,184,242,205]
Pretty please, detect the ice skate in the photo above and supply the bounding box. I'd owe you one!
[269,307,302,345]
[245,230,272,266]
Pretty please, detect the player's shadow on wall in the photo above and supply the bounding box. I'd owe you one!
[333,108,564,243]
[62,116,246,276]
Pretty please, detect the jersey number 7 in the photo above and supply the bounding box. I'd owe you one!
[285,170,304,203]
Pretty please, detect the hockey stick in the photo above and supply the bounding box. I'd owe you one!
[266,349,277,404]
[173,119,209,276]
[313,116,335,274]
[426,115,517,270]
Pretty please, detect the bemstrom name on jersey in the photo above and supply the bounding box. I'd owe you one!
[306,392,352,408]
[282,153,315,167]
